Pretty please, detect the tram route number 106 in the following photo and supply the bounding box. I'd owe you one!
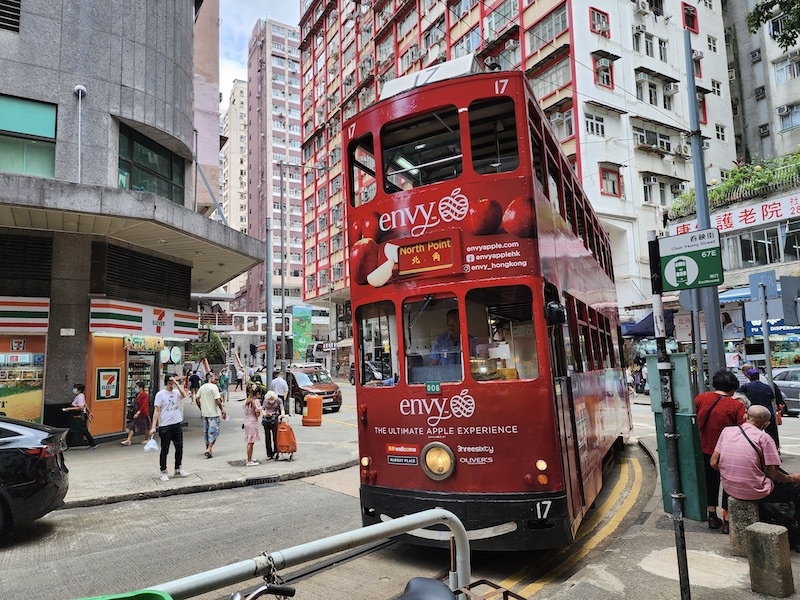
[533,500,552,520]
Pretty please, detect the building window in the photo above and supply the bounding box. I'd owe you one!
[682,3,699,33]
[775,58,800,85]
[657,133,672,152]
[594,59,613,88]
[693,54,702,77]
[118,123,185,204]
[715,124,726,140]
[0,96,57,178]
[659,39,668,62]
[780,105,800,131]
[585,112,605,136]
[644,34,654,58]
[711,79,722,96]
[531,57,571,99]
[702,0,712,7]
[600,167,620,196]
[648,82,658,105]
[707,36,718,53]
[528,5,568,54]
[663,92,673,111]
[632,31,641,52]
[590,8,610,37]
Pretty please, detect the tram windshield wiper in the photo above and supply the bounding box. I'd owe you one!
[407,294,434,332]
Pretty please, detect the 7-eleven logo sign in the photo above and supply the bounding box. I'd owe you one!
[152,308,166,334]
[97,369,120,400]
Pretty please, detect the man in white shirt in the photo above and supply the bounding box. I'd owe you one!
[271,371,290,414]
[150,374,189,481]
[196,374,226,459]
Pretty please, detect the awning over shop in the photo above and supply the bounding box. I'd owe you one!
[623,310,675,338]
[336,337,354,348]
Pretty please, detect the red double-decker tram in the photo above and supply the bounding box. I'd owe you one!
[343,56,632,551]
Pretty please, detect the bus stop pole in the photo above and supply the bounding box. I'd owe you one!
[649,230,692,600]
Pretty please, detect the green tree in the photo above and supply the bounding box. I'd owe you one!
[748,1,800,50]
[190,329,226,365]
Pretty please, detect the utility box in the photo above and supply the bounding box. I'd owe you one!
[646,353,707,521]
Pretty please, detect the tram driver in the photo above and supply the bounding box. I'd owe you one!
[427,309,478,366]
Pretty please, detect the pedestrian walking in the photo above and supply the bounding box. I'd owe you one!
[121,381,151,445]
[150,374,189,481]
[63,383,98,449]
[196,373,226,458]
[738,368,780,449]
[188,370,202,400]
[218,368,229,404]
[235,368,244,392]
[243,383,261,466]
[261,390,285,460]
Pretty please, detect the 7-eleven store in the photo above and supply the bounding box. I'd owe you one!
[88,300,198,437]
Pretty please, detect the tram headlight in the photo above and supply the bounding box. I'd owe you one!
[421,442,455,481]
[536,459,547,471]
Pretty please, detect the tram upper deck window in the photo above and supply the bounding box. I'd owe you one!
[382,106,462,192]
[356,301,399,387]
[469,97,520,174]
[465,286,537,381]
[404,296,471,384]
[349,134,377,207]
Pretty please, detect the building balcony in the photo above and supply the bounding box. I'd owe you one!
[199,312,236,331]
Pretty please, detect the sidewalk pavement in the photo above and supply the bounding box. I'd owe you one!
[61,392,800,598]
[62,389,359,508]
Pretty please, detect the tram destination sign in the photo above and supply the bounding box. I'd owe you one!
[658,228,723,292]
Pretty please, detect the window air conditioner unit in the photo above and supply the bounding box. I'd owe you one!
[696,92,705,101]
[549,112,565,124]
[671,183,687,193]
[505,39,519,51]
[755,86,766,100]
[636,72,649,82]
[645,176,659,184]
[596,58,611,69]
[635,0,650,15]
[789,50,800,62]
[777,105,790,115]
[634,25,647,34]
[674,144,690,156]
[702,140,711,149]
[664,82,679,96]
[759,124,770,137]
[750,50,761,63]
[597,23,610,33]
[692,49,704,60]
[343,75,354,86]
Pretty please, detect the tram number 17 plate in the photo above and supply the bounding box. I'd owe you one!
[534,500,552,520]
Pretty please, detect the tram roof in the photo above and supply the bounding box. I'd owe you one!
[379,53,486,101]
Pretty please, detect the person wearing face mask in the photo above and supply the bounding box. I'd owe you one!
[711,404,800,549]
[62,383,97,449]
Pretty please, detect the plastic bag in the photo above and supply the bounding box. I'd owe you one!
[144,437,159,452]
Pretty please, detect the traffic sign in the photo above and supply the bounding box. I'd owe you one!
[658,228,723,292]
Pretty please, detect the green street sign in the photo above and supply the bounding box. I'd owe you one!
[658,228,723,292]
[425,381,441,394]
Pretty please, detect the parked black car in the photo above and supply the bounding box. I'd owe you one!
[0,417,69,537]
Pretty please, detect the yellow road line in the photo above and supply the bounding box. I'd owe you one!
[519,458,643,597]
[321,416,358,428]
[498,458,630,590]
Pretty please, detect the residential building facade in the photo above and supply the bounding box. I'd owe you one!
[724,0,800,162]
[298,0,736,327]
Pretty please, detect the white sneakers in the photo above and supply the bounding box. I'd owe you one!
[246,460,259,466]
[160,469,189,481]
[160,471,169,481]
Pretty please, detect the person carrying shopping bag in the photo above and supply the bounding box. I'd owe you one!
[260,390,285,460]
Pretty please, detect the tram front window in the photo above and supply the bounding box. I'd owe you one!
[356,301,398,387]
[404,296,467,384]
[465,286,538,381]
[382,106,462,192]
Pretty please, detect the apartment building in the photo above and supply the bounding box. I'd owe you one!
[298,0,736,326]
[245,19,328,359]
[221,79,250,301]
[724,0,800,161]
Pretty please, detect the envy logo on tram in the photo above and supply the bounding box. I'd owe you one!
[399,389,475,427]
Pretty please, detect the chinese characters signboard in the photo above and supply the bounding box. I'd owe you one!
[658,228,723,292]
[668,194,800,236]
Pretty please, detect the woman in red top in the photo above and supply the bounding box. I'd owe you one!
[121,381,152,445]
[694,369,746,533]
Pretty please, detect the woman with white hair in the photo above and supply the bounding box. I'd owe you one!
[261,390,285,460]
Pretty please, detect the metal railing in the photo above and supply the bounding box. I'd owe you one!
[151,508,471,599]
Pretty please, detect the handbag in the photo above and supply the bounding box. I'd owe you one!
[126,402,137,421]
[261,413,277,427]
